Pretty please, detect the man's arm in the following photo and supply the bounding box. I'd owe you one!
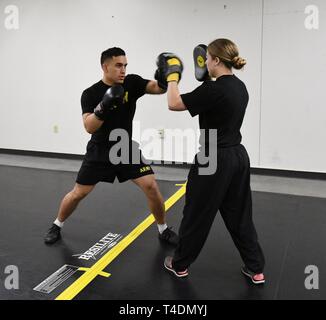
[82,113,103,134]
[82,85,125,134]
[167,82,187,111]
[145,80,166,95]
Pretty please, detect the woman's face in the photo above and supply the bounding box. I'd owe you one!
[206,51,217,77]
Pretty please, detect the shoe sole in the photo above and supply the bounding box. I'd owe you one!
[44,235,61,244]
[241,268,265,284]
[164,262,188,278]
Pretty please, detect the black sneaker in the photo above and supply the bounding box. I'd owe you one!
[158,227,179,246]
[44,224,61,244]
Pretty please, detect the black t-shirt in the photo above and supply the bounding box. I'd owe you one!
[81,74,149,145]
[181,75,249,148]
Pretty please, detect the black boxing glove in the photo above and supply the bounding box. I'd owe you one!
[154,68,168,90]
[94,85,124,120]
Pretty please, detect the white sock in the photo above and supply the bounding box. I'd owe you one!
[54,218,64,228]
[157,223,168,234]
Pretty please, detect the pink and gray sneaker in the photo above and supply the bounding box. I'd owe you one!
[241,266,265,284]
[164,256,188,278]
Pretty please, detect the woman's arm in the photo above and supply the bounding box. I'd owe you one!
[167,82,187,111]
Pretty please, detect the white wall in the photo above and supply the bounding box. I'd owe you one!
[0,0,325,172]
[261,0,326,172]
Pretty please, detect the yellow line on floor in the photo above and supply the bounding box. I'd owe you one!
[78,268,111,278]
[55,182,186,300]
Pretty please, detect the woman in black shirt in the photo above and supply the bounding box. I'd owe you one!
[162,39,265,284]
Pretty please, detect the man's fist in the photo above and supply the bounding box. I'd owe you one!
[94,85,124,120]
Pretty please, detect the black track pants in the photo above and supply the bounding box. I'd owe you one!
[172,144,265,273]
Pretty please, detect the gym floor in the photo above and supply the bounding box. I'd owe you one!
[0,154,325,300]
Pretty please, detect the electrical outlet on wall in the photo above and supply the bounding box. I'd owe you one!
[158,128,164,140]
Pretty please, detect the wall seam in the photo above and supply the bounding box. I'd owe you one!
[258,0,265,167]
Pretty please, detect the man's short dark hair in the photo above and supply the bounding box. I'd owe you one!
[101,47,126,65]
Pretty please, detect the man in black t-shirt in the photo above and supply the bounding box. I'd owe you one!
[44,47,178,246]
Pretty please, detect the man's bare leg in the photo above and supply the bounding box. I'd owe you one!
[57,183,95,222]
[133,175,178,245]
[44,183,95,244]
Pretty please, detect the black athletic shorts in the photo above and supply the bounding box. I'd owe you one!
[76,141,154,185]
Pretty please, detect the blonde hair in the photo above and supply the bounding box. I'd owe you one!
[207,38,246,70]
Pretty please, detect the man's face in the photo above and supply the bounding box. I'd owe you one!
[103,55,128,84]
